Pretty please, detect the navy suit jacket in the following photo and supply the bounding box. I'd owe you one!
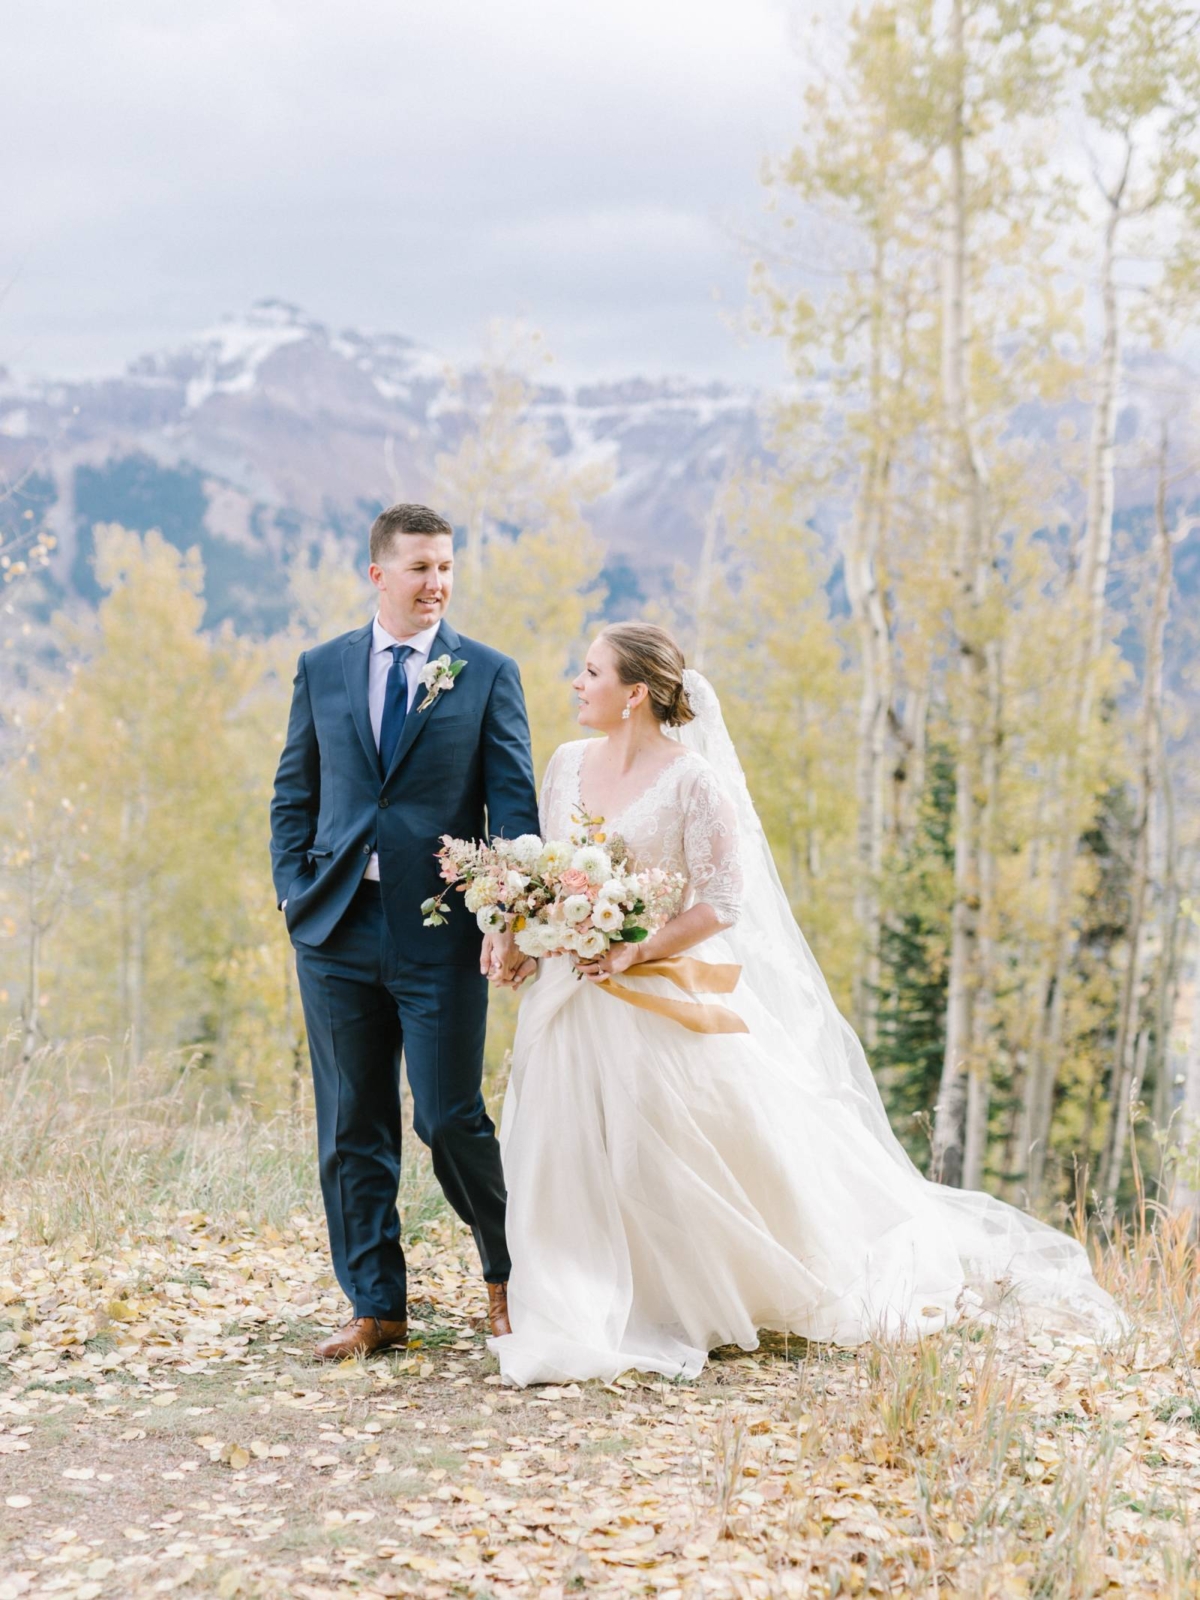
[269,617,540,961]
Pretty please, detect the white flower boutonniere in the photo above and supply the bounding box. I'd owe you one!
[417,653,466,712]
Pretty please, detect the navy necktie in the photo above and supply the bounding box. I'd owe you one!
[378,644,414,774]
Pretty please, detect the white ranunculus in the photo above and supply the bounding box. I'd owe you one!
[515,924,547,958]
[562,894,592,925]
[571,845,613,885]
[574,928,608,960]
[476,906,506,934]
[596,878,626,903]
[592,900,624,933]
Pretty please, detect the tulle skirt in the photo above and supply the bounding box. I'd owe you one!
[489,945,1125,1387]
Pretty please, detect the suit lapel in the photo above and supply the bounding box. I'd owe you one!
[341,623,379,775]
[382,619,463,786]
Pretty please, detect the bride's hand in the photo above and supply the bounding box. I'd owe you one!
[576,940,642,982]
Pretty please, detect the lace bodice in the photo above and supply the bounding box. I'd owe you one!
[538,739,742,926]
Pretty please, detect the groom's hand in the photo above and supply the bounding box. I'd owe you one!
[481,930,534,989]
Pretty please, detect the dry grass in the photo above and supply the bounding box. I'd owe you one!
[3,1039,1200,1597]
[1,1034,446,1248]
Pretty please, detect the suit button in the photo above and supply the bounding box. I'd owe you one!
[362,844,371,855]
[379,797,390,808]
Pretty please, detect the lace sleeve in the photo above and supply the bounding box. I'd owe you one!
[537,743,564,837]
[681,760,742,926]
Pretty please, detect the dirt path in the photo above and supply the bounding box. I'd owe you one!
[2,1212,1198,1598]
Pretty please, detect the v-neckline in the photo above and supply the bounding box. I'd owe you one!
[573,740,691,832]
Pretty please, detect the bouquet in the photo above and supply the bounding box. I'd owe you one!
[421,814,684,963]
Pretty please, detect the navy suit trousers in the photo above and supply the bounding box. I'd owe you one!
[293,880,509,1317]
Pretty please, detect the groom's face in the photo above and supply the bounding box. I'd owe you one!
[369,532,455,638]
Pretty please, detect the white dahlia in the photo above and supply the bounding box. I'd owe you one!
[571,844,613,885]
[506,834,544,871]
[538,839,574,875]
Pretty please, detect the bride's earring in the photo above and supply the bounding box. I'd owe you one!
[621,705,631,720]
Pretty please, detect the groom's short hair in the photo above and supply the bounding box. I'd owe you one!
[370,503,454,564]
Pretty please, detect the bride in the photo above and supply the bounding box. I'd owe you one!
[488,622,1124,1386]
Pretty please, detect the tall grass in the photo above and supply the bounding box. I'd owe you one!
[0,1031,446,1246]
[778,1308,1196,1598]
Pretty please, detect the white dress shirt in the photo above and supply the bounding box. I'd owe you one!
[362,614,443,882]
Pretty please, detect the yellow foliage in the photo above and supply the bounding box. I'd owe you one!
[701,473,860,1011]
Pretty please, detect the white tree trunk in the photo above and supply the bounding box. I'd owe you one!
[692,491,724,676]
[1099,427,1172,1209]
[845,485,893,1040]
[1151,762,1182,1136]
[845,233,897,1045]
[1018,146,1131,1203]
[963,636,1002,1190]
[932,0,989,1187]
[891,686,928,853]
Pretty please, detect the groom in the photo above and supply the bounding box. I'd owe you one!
[270,502,540,1360]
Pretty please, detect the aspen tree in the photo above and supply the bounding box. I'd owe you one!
[754,0,938,1037]
[1097,428,1174,1206]
[1020,0,1200,1200]
[930,0,1070,1187]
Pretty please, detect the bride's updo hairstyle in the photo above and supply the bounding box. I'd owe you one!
[600,622,696,728]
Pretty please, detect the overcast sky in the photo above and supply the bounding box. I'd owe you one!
[1,0,809,386]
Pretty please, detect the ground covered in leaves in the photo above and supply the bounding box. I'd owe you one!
[2,1209,1200,1599]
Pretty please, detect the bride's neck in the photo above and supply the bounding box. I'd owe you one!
[600,719,668,773]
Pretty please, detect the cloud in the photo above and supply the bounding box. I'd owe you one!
[1,0,802,382]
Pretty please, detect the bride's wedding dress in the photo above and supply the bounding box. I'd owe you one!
[490,672,1125,1386]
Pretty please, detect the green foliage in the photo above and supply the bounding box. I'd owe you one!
[1047,780,1137,1192]
[872,744,954,1161]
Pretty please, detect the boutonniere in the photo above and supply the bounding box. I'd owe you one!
[417,653,466,712]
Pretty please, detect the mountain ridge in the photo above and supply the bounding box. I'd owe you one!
[1,299,1196,639]
[1,298,768,633]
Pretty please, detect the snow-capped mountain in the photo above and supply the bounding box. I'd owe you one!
[2,299,1196,640]
[0,300,768,631]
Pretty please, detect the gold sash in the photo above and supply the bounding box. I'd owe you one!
[595,955,748,1035]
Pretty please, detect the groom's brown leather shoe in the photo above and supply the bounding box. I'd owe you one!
[313,1316,408,1362]
[487,1282,512,1337]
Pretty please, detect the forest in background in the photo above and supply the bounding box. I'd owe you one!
[3,0,1200,1226]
